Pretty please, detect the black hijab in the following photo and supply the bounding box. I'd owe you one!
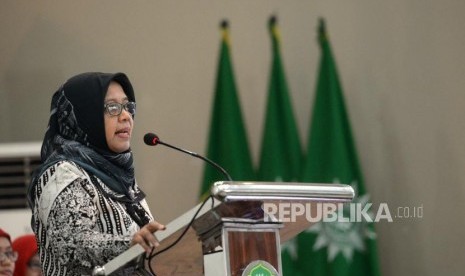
[29,72,145,205]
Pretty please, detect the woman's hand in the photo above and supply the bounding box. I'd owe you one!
[131,221,166,253]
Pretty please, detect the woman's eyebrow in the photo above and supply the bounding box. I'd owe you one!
[104,96,129,102]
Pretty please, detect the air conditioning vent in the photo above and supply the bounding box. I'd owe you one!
[0,142,41,209]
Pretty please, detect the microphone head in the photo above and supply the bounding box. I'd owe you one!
[144,133,159,146]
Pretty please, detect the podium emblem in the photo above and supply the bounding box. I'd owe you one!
[242,260,278,276]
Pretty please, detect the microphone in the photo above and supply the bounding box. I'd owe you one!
[143,132,230,271]
[143,132,232,181]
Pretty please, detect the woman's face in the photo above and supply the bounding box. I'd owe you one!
[0,237,15,276]
[26,254,42,276]
[104,81,134,153]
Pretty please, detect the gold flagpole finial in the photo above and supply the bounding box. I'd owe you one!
[220,19,231,46]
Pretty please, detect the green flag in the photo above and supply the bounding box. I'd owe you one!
[200,20,255,199]
[257,16,302,276]
[296,19,381,276]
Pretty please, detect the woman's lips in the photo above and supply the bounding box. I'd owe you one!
[115,127,131,139]
[0,269,13,276]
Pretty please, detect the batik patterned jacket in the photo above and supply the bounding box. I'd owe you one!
[30,160,153,275]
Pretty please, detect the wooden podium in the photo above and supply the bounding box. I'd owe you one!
[92,181,354,276]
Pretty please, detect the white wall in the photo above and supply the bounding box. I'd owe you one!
[1,0,464,275]
[0,209,33,239]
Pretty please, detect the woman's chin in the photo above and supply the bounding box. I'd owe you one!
[109,143,130,153]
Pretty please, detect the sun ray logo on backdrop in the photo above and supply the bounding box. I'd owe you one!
[305,180,377,262]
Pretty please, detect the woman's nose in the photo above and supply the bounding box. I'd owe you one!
[118,108,132,121]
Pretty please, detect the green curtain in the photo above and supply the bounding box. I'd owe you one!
[257,16,303,276]
[199,21,255,199]
[296,18,381,276]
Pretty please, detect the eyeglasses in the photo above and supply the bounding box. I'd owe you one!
[0,251,18,262]
[104,102,136,116]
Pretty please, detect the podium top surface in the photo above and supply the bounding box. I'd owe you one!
[211,181,355,202]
